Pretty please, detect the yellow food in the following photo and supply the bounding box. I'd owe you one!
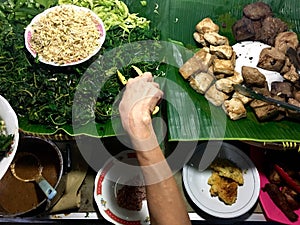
[29,5,103,65]
[208,158,244,205]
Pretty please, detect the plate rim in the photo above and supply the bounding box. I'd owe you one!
[0,95,19,181]
[182,142,260,218]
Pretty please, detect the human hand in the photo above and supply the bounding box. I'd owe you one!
[119,72,163,150]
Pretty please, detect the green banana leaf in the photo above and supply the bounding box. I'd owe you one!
[17,0,300,143]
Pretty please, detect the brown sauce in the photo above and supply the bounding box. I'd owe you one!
[0,144,61,215]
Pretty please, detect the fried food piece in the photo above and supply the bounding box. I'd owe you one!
[213,59,235,75]
[210,45,233,60]
[263,183,298,222]
[179,49,215,79]
[189,72,214,94]
[210,158,244,185]
[242,66,266,87]
[208,172,238,205]
[257,47,286,72]
[222,97,247,120]
[195,17,219,34]
[243,2,273,20]
[205,84,229,106]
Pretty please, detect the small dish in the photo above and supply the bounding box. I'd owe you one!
[94,150,150,225]
[0,95,19,181]
[183,142,260,218]
[24,4,106,66]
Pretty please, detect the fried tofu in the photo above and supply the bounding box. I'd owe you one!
[222,97,247,120]
[210,45,233,59]
[189,72,215,94]
[204,32,229,46]
[179,49,215,79]
[205,84,229,106]
[213,59,235,75]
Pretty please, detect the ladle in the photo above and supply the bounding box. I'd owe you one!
[10,152,57,200]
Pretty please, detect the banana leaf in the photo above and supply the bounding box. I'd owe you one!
[162,0,300,143]
[16,0,300,143]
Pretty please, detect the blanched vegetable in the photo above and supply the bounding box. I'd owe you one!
[58,0,150,32]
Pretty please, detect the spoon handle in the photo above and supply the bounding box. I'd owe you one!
[36,177,57,200]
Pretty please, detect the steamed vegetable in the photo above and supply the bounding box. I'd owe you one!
[0,0,162,130]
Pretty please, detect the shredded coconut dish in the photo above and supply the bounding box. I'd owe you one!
[27,5,105,65]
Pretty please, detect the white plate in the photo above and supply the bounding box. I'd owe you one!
[0,95,19,180]
[24,5,106,66]
[232,41,284,90]
[94,150,150,225]
[183,142,260,218]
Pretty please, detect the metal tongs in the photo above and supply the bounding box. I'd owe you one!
[233,84,300,113]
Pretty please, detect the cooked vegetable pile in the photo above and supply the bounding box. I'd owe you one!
[28,5,103,65]
[0,120,14,157]
[0,0,162,131]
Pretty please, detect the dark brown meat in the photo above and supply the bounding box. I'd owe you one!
[282,186,300,210]
[232,16,255,41]
[257,47,286,72]
[243,2,273,20]
[242,66,266,87]
[263,183,298,222]
[271,81,294,98]
[252,104,279,121]
[258,17,288,46]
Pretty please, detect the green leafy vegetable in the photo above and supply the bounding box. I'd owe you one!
[0,0,162,132]
[0,120,14,156]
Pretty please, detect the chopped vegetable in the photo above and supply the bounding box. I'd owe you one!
[58,0,150,32]
[0,0,162,129]
[0,119,14,157]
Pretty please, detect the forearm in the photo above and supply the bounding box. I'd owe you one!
[135,147,191,225]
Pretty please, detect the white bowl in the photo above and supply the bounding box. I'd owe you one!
[24,4,106,66]
[0,95,19,180]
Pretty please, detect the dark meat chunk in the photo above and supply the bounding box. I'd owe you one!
[269,169,282,185]
[243,2,273,20]
[263,183,298,222]
[116,185,146,211]
[242,66,266,87]
[283,65,299,83]
[232,17,255,41]
[281,57,292,74]
[275,32,299,54]
[257,47,286,72]
[258,17,288,46]
[252,104,279,121]
[286,98,300,120]
[282,186,300,210]
[294,90,300,102]
[271,81,294,98]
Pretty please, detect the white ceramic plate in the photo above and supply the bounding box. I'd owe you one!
[24,4,106,66]
[0,95,19,180]
[183,142,260,218]
[233,41,284,90]
[94,150,150,225]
